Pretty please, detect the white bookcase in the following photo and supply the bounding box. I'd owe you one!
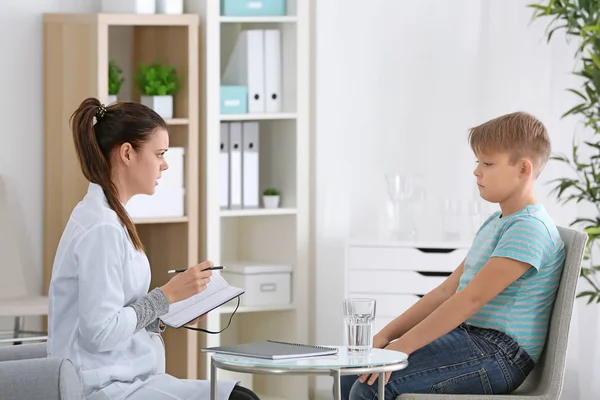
[186,1,311,399]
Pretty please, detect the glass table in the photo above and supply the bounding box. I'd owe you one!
[209,346,409,400]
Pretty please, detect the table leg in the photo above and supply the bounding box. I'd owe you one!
[211,358,217,400]
[331,369,341,400]
[378,373,385,400]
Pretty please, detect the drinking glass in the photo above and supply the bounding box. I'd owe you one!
[442,199,463,241]
[343,298,376,353]
[385,173,423,240]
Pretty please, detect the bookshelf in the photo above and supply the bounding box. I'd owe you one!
[187,1,311,399]
[42,13,201,379]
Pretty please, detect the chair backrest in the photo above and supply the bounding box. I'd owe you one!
[514,226,587,398]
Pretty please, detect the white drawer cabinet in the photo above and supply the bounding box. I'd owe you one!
[347,245,467,273]
[344,241,470,336]
[348,270,447,295]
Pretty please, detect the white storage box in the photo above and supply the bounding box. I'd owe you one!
[102,0,156,14]
[126,186,185,219]
[222,262,292,307]
[162,147,185,188]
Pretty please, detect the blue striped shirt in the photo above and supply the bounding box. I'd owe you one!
[457,204,565,362]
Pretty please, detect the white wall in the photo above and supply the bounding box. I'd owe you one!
[0,0,98,331]
[314,0,599,398]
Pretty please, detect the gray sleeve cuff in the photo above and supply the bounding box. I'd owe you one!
[129,288,170,333]
[145,318,166,333]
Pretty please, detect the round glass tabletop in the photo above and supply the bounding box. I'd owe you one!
[210,346,408,369]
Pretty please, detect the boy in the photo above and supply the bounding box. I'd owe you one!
[341,112,566,398]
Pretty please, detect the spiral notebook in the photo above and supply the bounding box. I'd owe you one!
[202,340,338,360]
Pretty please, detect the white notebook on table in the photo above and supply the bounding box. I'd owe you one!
[160,274,244,328]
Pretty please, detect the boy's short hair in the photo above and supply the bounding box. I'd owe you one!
[468,111,551,177]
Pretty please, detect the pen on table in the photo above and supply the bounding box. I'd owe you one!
[167,266,226,274]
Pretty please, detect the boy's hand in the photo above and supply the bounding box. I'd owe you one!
[359,333,392,385]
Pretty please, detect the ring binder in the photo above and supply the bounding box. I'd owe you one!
[203,340,338,360]
[266,340,336,351]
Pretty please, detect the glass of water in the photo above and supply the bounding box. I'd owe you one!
[344,298,376,353]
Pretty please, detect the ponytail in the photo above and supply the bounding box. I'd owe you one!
[70,97,160,252]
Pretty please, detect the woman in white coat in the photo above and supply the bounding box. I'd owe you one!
[47,98,260,400]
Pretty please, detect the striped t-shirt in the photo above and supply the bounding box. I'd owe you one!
[457,204,565,362]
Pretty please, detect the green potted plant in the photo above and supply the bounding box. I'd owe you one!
[134,60,180,119]
[108,59,124,105]
[529,1,600,303]
[263,188,280,209]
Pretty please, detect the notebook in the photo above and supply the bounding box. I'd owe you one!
[160,274,244,328]
[202,340,338,360]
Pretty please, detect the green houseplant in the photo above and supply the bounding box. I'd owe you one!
[108,60,124,104]
[263,188,280,209]
[134,60,181,119]
[529,0,600,303]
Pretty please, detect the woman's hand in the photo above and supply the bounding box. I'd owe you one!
[359,332,391,385]
[160,261,214,304]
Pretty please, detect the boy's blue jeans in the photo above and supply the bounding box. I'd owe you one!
[340,323,535,399]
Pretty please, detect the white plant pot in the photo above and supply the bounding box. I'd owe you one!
[141,95,173,119]
[107,95,118,105]
[156,0,184,14]
[263,195,280,209]
[102,0,156,14]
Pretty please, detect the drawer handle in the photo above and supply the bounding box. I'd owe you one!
[416,271,452,277]
[260,283,277,292]
[416,248,458,253]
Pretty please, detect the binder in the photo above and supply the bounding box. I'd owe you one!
[229,122,243,209]
[202,340,338,360]
[242,122,260,208]
[222,30,265,113]
[220,123,230,209]
[264,29,282,113]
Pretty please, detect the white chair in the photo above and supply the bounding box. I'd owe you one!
[397,226,588,400]
[0,176,48,343]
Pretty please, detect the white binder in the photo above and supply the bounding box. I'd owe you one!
[229,123,243,209]
[220,123,230,209]
[242,122,260,208]
[264,29,282,113]
[222,30,265,113]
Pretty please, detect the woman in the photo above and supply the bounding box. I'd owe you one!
[47,98,259,400]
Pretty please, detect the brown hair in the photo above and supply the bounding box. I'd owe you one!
[70,97,167,251]
[468,111,551,177]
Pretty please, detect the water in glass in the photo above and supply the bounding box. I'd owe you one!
[344,298,376,353]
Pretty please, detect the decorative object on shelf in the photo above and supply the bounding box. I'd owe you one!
[101,0,156,14]
[222,29,282,113]
[442,199,464,241]
[135,60,180,119]
[385,173,425,241]
[529,1,600,304]
[220,86,248,114]
[156,0,183,14]
[221,0,286,16]
[262,187,280,209]
[221,262,292,307]
[108,60,124,105]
